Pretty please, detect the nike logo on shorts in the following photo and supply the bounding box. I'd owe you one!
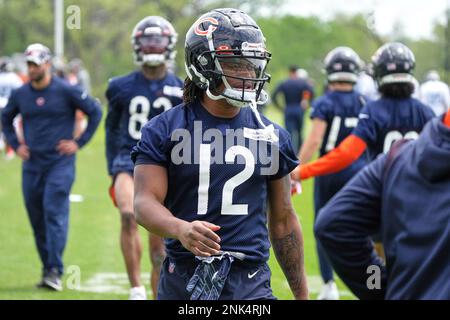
[248,269,260,279]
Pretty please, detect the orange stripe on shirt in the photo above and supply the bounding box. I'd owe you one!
[300,134,367,180]
[444,110,450,128]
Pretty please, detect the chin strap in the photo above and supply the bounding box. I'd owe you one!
[249,100,279,143]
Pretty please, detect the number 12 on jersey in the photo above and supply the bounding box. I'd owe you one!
[197,144,255,216]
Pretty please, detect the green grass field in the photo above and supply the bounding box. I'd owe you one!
[0,107,355,300]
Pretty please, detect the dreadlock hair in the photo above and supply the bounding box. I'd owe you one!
[378,82,414,99]
[183,77,205,105]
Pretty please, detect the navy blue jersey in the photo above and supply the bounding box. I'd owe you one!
[311,90,368,210]
[311,90,367,157]
[272,78,314,110]
[315,117,450,299]
[1,77,102,171]
[352,97,435,160]
[105,70,183,175]
[131,101,298,264]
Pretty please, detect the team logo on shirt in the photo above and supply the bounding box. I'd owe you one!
[36,97,45,106]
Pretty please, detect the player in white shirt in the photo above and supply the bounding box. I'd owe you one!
[419,70,450,116]
[0,57,23,155]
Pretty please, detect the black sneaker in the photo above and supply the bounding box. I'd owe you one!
[42,269,63,291]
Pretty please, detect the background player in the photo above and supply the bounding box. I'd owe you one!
[292,42,435,259]
[419,70,450,117]
[0,56,23,159]
[105,16,183,300]
[298,47,368,299]
[292,42,435,181]
[272,65,315,153]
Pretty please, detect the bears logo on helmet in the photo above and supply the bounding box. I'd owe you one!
[194,17,219,36]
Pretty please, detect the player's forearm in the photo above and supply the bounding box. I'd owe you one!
[75,105,102,148]
[299,134,366,179]
[134,194,187,240]
[298,137,321,164]
[270,212,308,300]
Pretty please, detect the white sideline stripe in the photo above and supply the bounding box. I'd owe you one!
[77,272,151,295]
[78,272,352,297]
[69,194,84,203]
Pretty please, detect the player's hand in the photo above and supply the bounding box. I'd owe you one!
[291,180,302,196]
[16,144,30,160]
[178,220,221,257]
[56,140,79,155]
[291,166,300,181]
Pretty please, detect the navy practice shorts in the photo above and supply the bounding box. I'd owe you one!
[158,257,276,300]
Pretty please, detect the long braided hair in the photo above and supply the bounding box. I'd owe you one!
[182,77,205,105]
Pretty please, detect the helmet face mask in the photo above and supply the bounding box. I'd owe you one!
[208,54,270,107]
[131,16,177,67]
[185,8,272,108]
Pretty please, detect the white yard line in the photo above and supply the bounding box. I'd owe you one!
[77,272,151,295]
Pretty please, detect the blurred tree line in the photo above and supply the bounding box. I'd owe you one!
[0,0,448,101]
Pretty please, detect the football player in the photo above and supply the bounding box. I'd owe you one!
[292,42,435,260]
[132,8,308,300]
[272,65,315,153]
[105,16,183,300]
[298,47,368,299]
[292,42,434,181]
[0,56,23,158]
[419,70,450,116]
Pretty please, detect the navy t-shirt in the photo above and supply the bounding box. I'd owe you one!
[1,76,102,171]
[272,78,314,111]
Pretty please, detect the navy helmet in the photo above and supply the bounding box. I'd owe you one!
[131,16,177,66]
[185,8,271,108]
[371,42,415,86]
[324,46,361,83]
